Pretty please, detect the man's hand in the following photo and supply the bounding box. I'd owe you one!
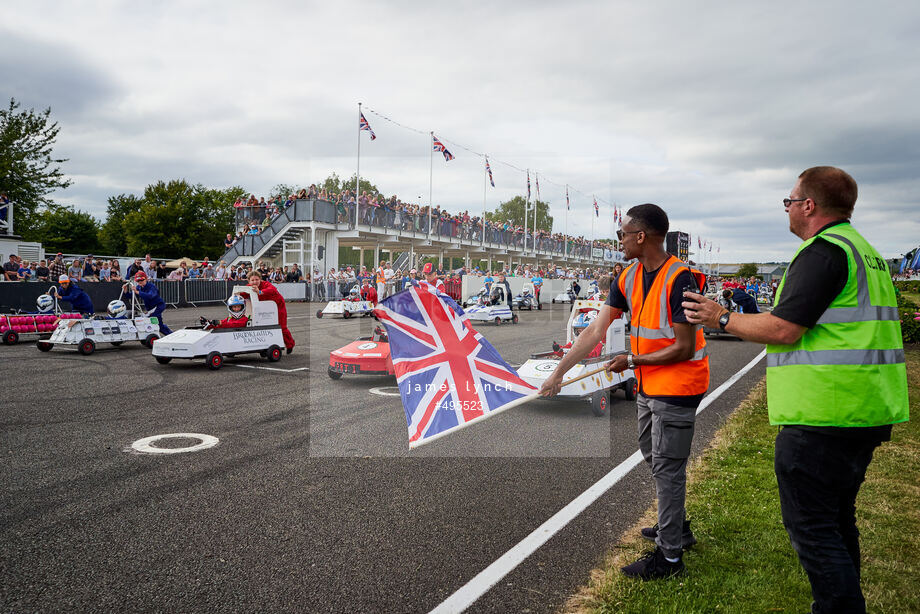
[539,372,563,397]
[607,354,629,374]
[681,291,725,328]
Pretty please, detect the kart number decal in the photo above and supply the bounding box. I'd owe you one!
[535,362,557,372]
[357,342,377,350]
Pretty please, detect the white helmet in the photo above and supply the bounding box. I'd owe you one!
[107,299,127,318]
[36,294,55,313]
[349,285,360,295]
[227,295,246,318]
[573,309,598,335]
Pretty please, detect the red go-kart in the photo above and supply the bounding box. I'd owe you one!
[327,326,395,379]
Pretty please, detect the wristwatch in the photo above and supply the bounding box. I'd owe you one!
[718,311,731,331]
[626,353,636,369]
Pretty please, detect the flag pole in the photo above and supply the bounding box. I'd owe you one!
[523,170,529,256]
[409,362,618,449]
[564,185,569,259]
[428,131,433,240]
[482,157,487,249]
[356,102,362,229]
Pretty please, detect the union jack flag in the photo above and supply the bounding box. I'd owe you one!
[527,171,531,200]
[374,286,536,448]
[698,236,702,249]
[432,135,454,161]
[594,197,599,217]
[566,186,570,210]
[485,157,495,187]
[359,112,376,140]
[535,174,540,200]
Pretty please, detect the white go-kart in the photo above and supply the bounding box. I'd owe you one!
[316,288,375,319]
[465,285,518,325]
[37,284,161,355]
[551,282,580,304]
[517,299,636,417]
[152,286,286,370]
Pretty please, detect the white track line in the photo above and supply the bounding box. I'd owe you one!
[429,349,766,614]
[230,365,309,373]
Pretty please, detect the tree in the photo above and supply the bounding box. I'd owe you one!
[343,173,381,198]
[484,196,553,232]
[98,193,143,255]
[0,98,72,234]
[120,180,245,259]
[28,206,100,254]
[736,263,759,278]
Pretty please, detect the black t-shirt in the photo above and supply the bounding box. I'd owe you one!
[770,220,892,442]
[607,263,702,407]
[36,266,49,278]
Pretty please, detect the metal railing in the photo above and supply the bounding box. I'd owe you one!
[151,279,182,306]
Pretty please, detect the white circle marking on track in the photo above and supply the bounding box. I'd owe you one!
[369,386,401,397]
[130,433,219,454]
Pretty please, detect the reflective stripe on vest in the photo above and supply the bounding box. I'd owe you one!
[619,256,709,396]
[766,223,908,427]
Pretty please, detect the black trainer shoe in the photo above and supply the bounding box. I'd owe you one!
[286,347,293,355]
[620,547,684,580]
[640,520,697,550]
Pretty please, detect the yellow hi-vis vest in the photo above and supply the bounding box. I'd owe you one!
[766,223,909,427]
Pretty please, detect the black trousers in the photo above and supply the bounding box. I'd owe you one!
[774,427,881,614]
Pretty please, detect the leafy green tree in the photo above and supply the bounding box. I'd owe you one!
[121,180,245,259]
[270,183,299,199]
[28,206,101,254]
[485,196,553,232]
[344,173,381,198]
[0,98,72,233]
[98,193,143,255]
[736,263,759,278]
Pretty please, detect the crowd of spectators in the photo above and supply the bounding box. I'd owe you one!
[225,184,617,259]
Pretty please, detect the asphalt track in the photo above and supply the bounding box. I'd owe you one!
[1,301,765,613]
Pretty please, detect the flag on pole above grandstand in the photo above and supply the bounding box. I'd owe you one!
[526,171,531,200]
[432,135,454,161]
[485,157,495,187]
[374,286,537,449]
[566,186,570,210]
[593,197,599,217]
[359,112,376,140]
[535,174,541,200]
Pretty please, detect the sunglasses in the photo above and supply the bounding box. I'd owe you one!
[617,229,643,240]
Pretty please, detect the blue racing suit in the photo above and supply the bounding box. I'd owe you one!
[57,283,94,314]
[730,288,760,314]
[126,283,172,334]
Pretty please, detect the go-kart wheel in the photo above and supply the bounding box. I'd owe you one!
[143,333,159,348]
[343,310,352,319]
[267,345,282,362]
[327,367,343,380]
[591,391,609,417]
[111,341,123,346]
[78,338,96,356]
[3,330,19,345]
[494,316,502,325]
[552,298,556,304]
[624,377,638,401]
[155,356,172,364]
[512,314,519,324]
[316,310,324,318]
[207,351,223,370]
[37,341,53,352]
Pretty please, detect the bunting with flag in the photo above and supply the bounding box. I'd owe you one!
[432,135,454,161]
[374,285,537,448]
[359,112,376,140]
[485,157,495,187]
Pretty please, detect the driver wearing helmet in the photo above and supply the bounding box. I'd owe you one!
[199,295,249,329]
[36,294,55,314]
[552,309,603,358]
[104,299,128,319]
[345,285,362,302]
[52,274,94,314]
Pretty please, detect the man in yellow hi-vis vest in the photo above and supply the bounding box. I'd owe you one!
[684,166,908,614]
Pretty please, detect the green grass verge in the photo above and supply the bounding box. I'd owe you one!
[565,349,920,614]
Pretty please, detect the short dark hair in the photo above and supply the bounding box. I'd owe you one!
[798,166,857,218]
[626,203,669,236]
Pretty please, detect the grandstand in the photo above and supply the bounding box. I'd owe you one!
[221,198,618,275]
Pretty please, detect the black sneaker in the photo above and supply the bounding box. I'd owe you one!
[620,547,684,580]
[640,520,697,550]
[286,347,293,355]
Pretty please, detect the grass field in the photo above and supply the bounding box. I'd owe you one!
[565,349,920,614]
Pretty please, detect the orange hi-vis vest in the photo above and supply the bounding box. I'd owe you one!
[617,255,710,397]
[376,268,386,284]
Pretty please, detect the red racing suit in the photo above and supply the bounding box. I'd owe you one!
[554,340,603,358]
[360,284,378,304]
[210,316,249,329]
[256,281,294,350]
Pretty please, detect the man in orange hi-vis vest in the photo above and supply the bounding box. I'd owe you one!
[375,260,387,301]
[540,203,708,580]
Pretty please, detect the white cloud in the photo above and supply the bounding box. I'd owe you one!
[4,0,920,261]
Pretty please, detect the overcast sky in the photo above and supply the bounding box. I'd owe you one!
[4,0,919,262]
